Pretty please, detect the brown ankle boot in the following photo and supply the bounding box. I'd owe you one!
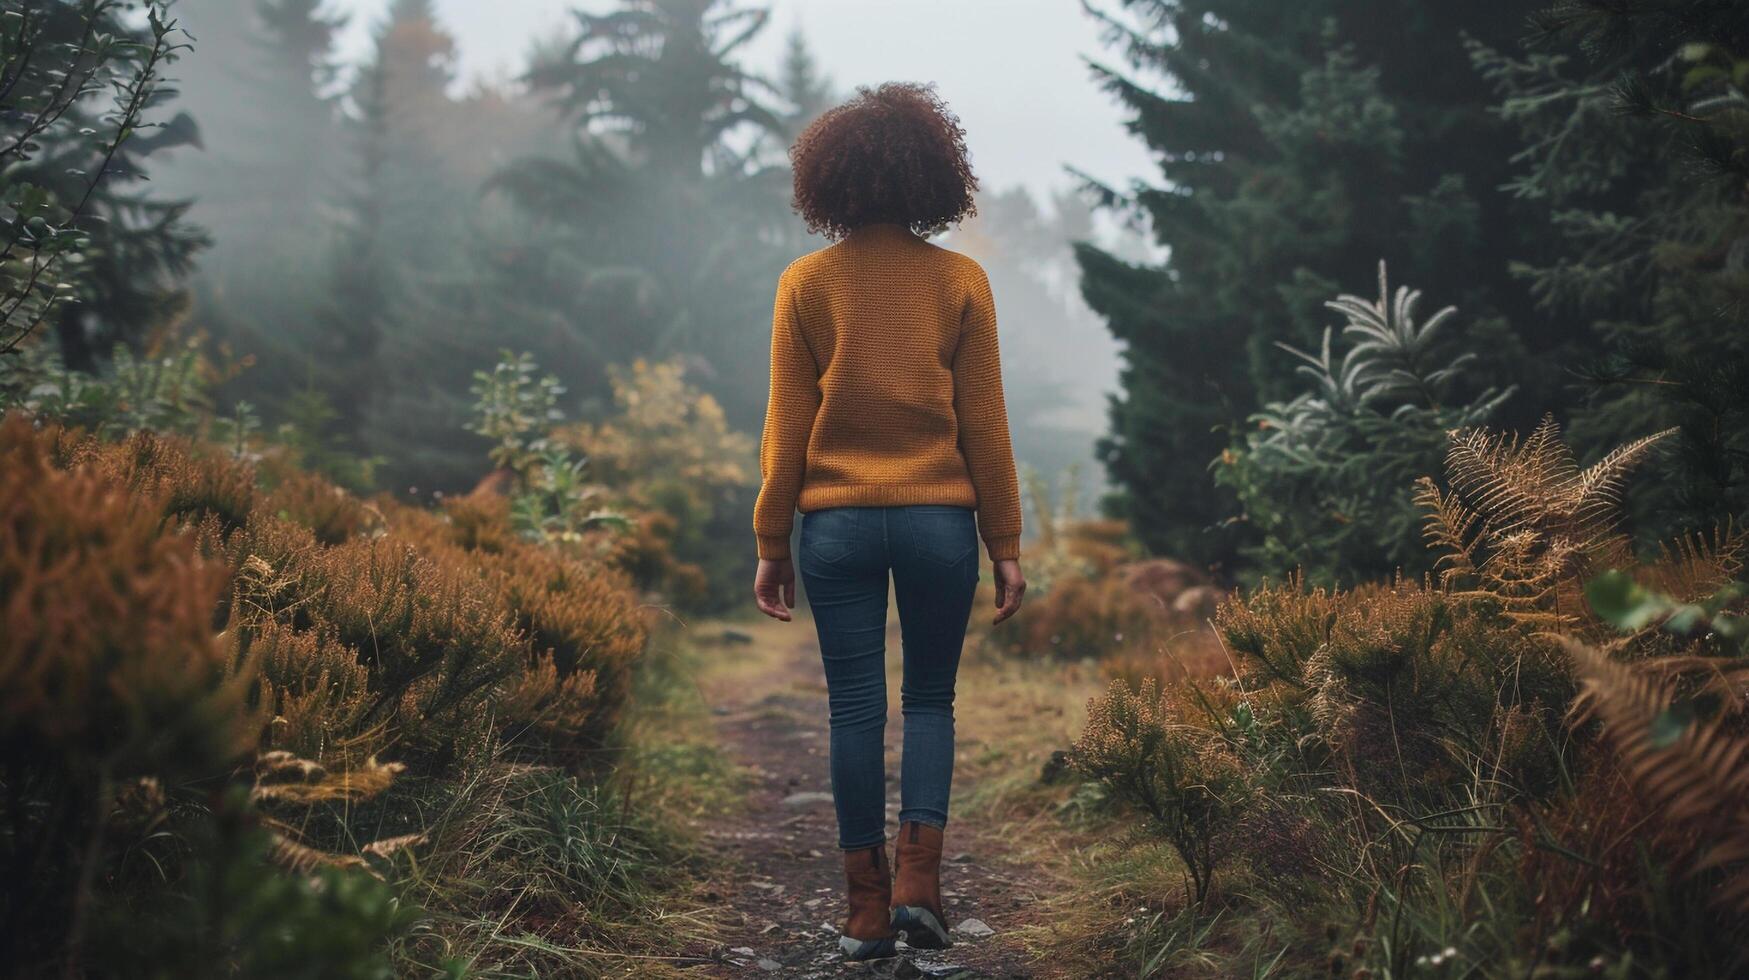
[891,821,952,948]
[839,844,896,960]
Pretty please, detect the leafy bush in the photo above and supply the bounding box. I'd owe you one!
[558,357,757,609]
[0,0,204,369]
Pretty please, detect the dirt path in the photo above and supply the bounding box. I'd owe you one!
[685,617,1053,979]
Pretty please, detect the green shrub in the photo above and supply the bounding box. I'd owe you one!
[1215,263,1512,584]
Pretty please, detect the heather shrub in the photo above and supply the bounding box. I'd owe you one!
[1074,678,1257,900]
[996,568,1165,660]
[297,536,527,768]
[384,499,651,754]
[1215,577,1570,801]
[246,618,374,766]
[0,414,261,969]
[0,418,259,777]
[1070,418,1747,976]
[100,428,261,536]
[258,465,376,545]
[483,544,648,752]
[0,405,658,973]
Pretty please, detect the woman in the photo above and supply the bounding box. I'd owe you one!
[751,82,1027,961]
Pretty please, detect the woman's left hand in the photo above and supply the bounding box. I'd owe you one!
[754,557,797,621]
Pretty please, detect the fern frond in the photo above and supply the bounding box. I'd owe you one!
[1520,414,1578,492]
[1566,639,1749,922]
[265,820,371,875]
[1570,427,1678,527]
[1445,426,1557,533]
[1647,524,1748,602]
[251,751,404,804]
[1414,477,1481,584]
[360,832,427,861]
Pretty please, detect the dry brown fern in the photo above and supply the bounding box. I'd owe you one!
[1643,526,1748,604]
[1418,416,1676,625]
[1566,639,1749,920]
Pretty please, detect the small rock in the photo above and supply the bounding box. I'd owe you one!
[948,851,974,863]
[954,917,994,938]
[756,959,784,972]
[730,946,756,956]
[782,791,834,807]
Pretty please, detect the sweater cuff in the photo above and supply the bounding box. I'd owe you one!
[983,535,1021,562]
[756,534,792,561]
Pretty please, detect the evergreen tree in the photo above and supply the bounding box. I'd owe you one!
[1477,1,1749,536]
[325,0,466,466]
[0,1,206,370]
[341,2,568,493]
[495,0,794,429]
[777,28,835,134]
[150,0,346,424]
[1075,1,1551,571]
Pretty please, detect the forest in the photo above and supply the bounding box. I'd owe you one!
[1,0,1746,977]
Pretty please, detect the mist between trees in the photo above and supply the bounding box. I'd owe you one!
[11,0,1123,536]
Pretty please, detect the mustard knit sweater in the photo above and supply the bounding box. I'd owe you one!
[753,223,1023,562]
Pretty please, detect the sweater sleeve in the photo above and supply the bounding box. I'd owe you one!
[953,263,1023,561]
[752,266,820,560]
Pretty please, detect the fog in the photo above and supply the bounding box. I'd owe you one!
[152,0,1145,507]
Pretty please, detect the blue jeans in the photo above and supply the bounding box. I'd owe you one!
[798,505,980,850]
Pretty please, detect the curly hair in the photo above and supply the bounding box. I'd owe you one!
[789,82,979,239]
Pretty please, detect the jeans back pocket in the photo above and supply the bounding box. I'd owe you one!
[801,509,861,564]
[905,506,977,567]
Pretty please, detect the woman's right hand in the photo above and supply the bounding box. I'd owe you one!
[754,557,797,622]
[992,559,1026,625]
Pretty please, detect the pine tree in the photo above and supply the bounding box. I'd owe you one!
[148,0,346,425]
[525,0,783,181]
[1477,1,1749,536]
[777,28,835,134]
[494,0,794,430]
[1075,1,1552,570]
[343,2,570,493]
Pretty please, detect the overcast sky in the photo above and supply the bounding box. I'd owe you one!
[333,0,1158,202]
